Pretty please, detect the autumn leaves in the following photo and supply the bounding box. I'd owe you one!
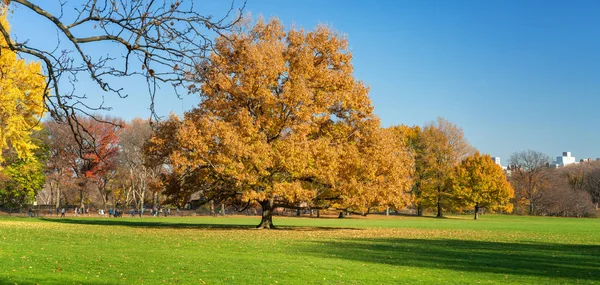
[145,19,513,227]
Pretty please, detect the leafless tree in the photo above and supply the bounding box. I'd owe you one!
[0,0,245,145]
[583,167,600,209]
[509,150,551,215]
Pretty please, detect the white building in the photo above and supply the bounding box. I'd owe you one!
[555,151,577,167]
[491,156,501,166]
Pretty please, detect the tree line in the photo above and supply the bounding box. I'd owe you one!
[0,15,596,228]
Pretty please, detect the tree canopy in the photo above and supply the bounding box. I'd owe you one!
[449,151,514,219]
[0,11,46,164]
[147,18,413,228]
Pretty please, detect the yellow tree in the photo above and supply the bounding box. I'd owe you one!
[419,117,474,218]
[388,125,424,215]
[0,12,45,164]
[147,18,413,228]
[448,151,514,219]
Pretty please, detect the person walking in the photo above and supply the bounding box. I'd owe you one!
[60,208,66,218]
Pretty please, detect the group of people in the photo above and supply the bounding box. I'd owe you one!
[151,207,172,217]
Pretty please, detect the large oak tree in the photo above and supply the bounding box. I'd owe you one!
[147,19,413,228]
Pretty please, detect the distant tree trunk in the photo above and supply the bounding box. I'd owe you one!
[55,184,61,209]
[416,204,423,216]
[436,187,443,218]
[296,209,301,217]
[257,199,275,229]
[220,203,225,216]
[386,207,390,216]
[139,190,145,217]
[529,202,534,215]
[317,210,320,218]
[210,200,215,216]
[474,203,480,220]
[79,189,85,209]
[338,211,344,218]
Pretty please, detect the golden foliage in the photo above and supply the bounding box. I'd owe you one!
[0,12,46,164]
[449,151,514,213]
[149,18,413,214]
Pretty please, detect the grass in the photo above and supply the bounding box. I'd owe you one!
[0,214,598,284]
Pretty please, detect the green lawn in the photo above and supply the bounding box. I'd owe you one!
[0,214,598,284]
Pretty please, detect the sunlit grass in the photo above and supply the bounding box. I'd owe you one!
[0,214,598,284]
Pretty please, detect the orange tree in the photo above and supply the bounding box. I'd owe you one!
[146,19,413,228]
[448,151,514,219]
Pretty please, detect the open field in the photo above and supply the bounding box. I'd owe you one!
[0,215,598,284]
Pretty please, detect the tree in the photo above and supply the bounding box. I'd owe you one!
[147,18,411,228]
[78,115,122,209]
[44,115,121,208]
[449,151,514,219]
[43,120,79,208]
[508,150,551,215]
[0,0,244,128]
[388,125,424,215]
[119,118,161,214]
[0,11,46,164]
[0,129,48,208]
[419,118,474,218]
[0,159,45,208]
[583,166,600,209]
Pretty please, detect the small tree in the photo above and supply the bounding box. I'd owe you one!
[509,150,551,215]
[449,151,514,219]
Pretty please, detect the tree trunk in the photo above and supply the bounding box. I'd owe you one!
[386,207,390,216]
[221,203,225,216]
[317,210,320,218]
[474,203,480,220]
[139,190,145,217]
[416,204,423,216]
[529,202,534,215]
[257,199,275,229]
[210,200,215,216]
[79,189,85,209]
[436,192,443,218]
[338,211,345,219]
[55,184,61,210]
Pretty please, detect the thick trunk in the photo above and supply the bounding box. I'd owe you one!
[416,204,423,216]
[317,210,320,218]
[221,203,225,216]
[386,207,390,216]
[257,199,275,229]
[210,200,215,216]
[474,203,480,220]
[338,211,345,219]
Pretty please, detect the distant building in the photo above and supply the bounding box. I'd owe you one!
[491,156,501,166]
[554,151,577,167]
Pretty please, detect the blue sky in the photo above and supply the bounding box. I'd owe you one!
[7,0,600,165]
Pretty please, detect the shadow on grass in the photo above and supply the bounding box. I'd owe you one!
[39,218,361,231]
[300,238,600,281]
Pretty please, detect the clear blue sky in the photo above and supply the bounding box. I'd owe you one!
[7,0,600,165]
